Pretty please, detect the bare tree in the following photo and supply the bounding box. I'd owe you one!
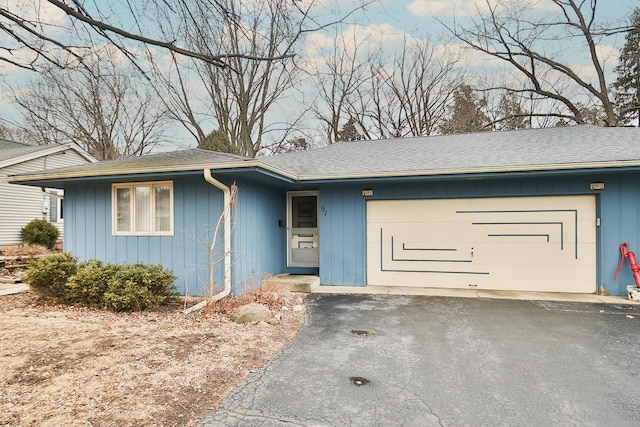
[309,28,374,144]
[0,121,28,142]
[0,0,304,72]
[443,0,619,126]
[340,36,463,139]
[367,37,463,137]
[143,0,356,156]
[11,52,169,159]
[3,1,370,157]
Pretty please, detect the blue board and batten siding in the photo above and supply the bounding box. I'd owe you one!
[62,168,640,297]
[317,172,640,296]
[64,175,287,296]
[318,185,366,287]
[231,179,287,290]
[599,173,640,295]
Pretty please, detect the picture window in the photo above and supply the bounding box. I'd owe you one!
[112,181,173,235]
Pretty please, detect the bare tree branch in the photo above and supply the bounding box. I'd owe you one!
[10,56,169,159]
[46,0,300,67]
[440,0,618,126]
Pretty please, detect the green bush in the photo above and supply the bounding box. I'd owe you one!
[103,275,155,312]
[24,256,176,311]
[65,260,121,307]
[23,252,78,298]
[103,263,177,312]
[20,219,60,249]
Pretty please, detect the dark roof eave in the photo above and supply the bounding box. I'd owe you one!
[8,169,210,188]
[293,164,640,185]
[209,166,297,184]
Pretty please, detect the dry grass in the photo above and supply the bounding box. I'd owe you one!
[0,280,306,427]
[0,243,55,258]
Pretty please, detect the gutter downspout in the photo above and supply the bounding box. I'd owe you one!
[203,169,232,301]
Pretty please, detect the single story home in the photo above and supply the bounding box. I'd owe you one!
[0,139,95,246]
[7,125,640,296]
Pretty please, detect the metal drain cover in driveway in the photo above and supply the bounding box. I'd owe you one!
[350,329,374,336]
[349,376,371,386]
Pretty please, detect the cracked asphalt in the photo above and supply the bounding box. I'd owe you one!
[198,294,640,426]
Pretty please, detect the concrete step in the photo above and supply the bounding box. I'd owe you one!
[271,274,320,293]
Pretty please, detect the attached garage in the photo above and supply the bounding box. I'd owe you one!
[12,125,640,297]
[367,195,597,293]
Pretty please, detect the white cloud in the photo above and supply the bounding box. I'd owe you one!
[0,0,71,73]
[3,0,67,24]
[407,0,453,17]
[407,0,557,18]
[305,23,409,62]
[595,44,620,66]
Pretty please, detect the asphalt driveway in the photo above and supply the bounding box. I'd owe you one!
[199,294,640,426]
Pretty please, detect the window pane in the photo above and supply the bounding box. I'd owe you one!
[135,186,151,232]
[116,188,131,232]
[154,185,171,232]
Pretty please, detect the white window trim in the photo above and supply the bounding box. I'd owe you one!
[112,181,174,236]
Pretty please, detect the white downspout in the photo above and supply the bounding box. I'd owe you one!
[203,168,232,301]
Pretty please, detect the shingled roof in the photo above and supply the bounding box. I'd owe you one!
[14,148,251,177]
[7,125,640,184]
[261,125,640,179]
[0,140,53,165]
[0,139,95,169]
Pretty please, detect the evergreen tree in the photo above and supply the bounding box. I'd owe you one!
[198,129,242,155]
[494,93,529,131]
[613,8,640,126]
[336,117,363,141]
[439,85,490,134]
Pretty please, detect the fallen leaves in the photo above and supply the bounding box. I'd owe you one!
[0,284,305,427]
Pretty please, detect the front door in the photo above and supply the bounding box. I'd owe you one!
[287,191,319,267]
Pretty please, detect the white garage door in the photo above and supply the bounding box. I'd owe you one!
[366,196,596,293]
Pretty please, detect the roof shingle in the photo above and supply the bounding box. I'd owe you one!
[261,125,640,178]
[7,125,640,184]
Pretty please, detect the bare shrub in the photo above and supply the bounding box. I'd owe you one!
[205,277,299,317]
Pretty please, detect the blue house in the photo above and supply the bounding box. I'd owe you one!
[8,125,640,296]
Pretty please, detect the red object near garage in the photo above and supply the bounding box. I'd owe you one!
[614,242,640,288]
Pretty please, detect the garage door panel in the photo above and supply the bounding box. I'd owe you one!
[367,225,480,249]
[367,196,596,293]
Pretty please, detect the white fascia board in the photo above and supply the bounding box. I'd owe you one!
[6,160,298,183]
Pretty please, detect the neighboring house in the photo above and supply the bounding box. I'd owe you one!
[8,125,640,296]
[0,140,96,247]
